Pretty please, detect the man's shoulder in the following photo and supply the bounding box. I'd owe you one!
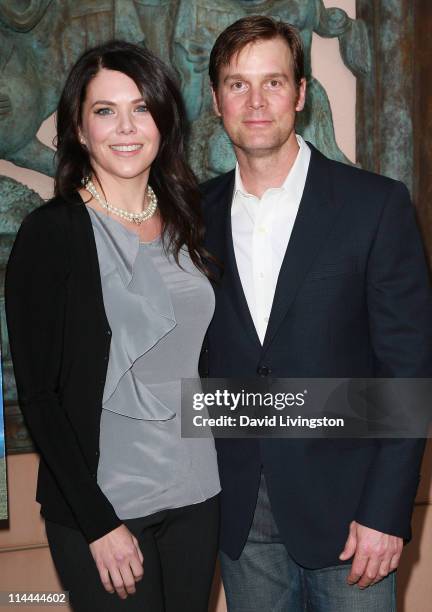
[314,146,408,203]
[333,159,403,193]
[199,169,235,200]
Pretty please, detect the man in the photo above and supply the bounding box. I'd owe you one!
[200,15,432,611]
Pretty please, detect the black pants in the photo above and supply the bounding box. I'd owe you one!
[45,495,220,612]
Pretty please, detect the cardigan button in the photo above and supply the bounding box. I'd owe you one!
[107,329,112,336]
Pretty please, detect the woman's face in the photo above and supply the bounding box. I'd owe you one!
[79,68,160,183]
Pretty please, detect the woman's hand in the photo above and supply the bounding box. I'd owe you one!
[89,524,144,599]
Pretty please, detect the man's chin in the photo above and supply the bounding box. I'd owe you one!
[234,139,285,157]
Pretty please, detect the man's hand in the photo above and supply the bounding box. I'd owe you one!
[339,521,402,588]
[89,524,144,599]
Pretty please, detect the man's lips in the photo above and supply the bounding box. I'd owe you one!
[242,120,273,127]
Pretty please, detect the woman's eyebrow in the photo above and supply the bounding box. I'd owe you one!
[90,97,146,107]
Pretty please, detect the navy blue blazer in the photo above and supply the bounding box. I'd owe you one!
[200,144,432,568]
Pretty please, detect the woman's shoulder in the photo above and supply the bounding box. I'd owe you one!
[22,193,82,231]
[13,193,87,266]
[7,197,80,278]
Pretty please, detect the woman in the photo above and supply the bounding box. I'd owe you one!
[5,41,220,611]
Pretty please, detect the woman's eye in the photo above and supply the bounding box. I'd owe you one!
[94,107,113,116]
[135,105,148,112]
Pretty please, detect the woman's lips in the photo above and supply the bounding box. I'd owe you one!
[109,144,143,156]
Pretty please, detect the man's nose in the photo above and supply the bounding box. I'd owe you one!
[247,86,266,110]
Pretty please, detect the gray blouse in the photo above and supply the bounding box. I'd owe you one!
[87,206,220,520]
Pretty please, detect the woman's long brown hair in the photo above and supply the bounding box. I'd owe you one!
[55,40,215,277]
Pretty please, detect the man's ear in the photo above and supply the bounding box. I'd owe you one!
[295,78,307,112]
[211,86,222,117]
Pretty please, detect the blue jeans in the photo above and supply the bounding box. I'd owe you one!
[220,474,396,612]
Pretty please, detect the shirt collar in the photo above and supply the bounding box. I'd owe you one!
[234,134,311,200]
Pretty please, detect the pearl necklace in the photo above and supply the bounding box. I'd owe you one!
[82,178,158,225]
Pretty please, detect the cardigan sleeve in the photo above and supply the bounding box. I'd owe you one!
[5,207,123,543]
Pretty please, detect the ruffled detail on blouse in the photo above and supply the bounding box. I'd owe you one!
[88,208,177,421]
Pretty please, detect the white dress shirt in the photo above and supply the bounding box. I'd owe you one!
[231,135,311,344]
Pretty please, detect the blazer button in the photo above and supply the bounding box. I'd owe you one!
[257,365,271,377]
[202,347,209,354]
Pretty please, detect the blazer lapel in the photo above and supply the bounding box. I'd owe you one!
[262,146,343,353]
[204,172,261,350]
[225,202,262,350]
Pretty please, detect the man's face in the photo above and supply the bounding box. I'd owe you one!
[212,37,306,158]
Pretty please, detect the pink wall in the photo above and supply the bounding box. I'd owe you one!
[312,0,356,162]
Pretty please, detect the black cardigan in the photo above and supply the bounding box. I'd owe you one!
[5,193,123,543]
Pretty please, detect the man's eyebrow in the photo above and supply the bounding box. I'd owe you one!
[265,73,289,79]
[223,74,244,84]
[223,72,289,84]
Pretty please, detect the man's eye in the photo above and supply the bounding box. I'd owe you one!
[269,80,281,87]
[94,107,113,115]
[232,82,245,90]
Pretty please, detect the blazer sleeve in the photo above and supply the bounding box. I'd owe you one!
[354,181,432,539]
[5,209,123,543]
